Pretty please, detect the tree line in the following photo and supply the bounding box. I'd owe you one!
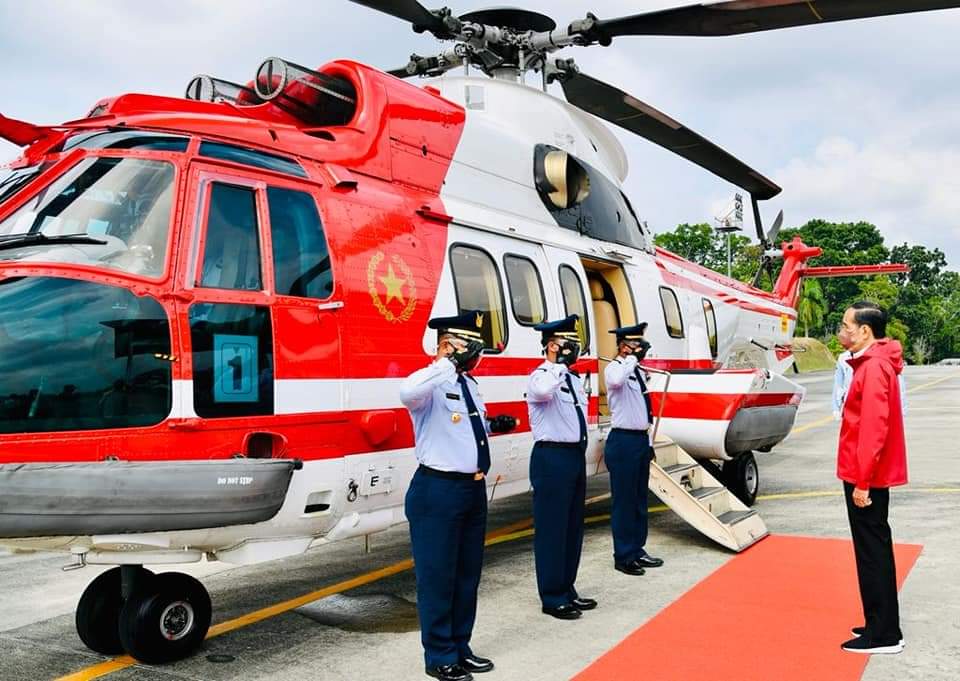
[653,220,960,364]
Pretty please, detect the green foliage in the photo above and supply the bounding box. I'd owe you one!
[652,219,959,362]
[796,279,825,338]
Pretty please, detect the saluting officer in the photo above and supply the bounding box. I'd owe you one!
[526,314,597,620]
[604,324,664,576]
[400,310,516,681]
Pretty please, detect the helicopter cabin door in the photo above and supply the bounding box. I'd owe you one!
[176,157,343,463]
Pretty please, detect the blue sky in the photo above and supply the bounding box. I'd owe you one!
[2,0,959,268]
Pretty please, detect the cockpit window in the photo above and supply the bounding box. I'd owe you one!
[0,165,43,206]
[0,157,175,278]
[61,130,189,153]
[198,141,308,179]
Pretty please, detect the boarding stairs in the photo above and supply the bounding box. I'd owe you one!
[594,364,767,553]
[647,438,767,552]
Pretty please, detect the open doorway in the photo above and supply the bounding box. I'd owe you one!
[581,258,636,421]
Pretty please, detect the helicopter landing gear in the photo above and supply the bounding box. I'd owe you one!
[722,451,760,507]
[75,566,211,664]
[76,566,154,655]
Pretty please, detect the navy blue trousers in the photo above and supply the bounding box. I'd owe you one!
[530,442,586,609]
[406,469,488,668]
[604,429,653,565]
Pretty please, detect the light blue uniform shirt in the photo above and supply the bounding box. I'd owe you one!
[604,354,650,431]
[833,350,907,417]
[400,357,489,473]
[526,360,588,443]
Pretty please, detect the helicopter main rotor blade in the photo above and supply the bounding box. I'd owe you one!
[561,72,780,200]
[589,0,960,39]
[348,0,450,36]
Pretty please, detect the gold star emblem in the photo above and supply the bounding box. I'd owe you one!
[379,264,406,305]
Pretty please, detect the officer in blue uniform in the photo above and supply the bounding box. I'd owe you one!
[604,324,664,575]
[526,314,597,620]
[400,310,516,681]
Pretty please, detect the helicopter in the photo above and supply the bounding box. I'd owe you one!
[0,0,945,666]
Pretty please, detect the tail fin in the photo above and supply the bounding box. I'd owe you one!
[773,236,909,308]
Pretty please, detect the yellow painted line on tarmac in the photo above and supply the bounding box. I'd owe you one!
[55,483,960,681]
[790,371,958,436]
[54,493,605,681]
[57,373,960,680]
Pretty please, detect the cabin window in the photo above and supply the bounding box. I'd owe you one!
[659,286,684,339]
[199,141,308,178]
[503,254,546,326]
[559,264,590,347]
[0,277,172,433]
[703,298,718,358]
[199,183,262,291]
[449,245,508,351]
[267,187,333,299]
[189,303,274,418]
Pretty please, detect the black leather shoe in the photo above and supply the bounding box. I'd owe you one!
[426,663,473,681]
[460,654,494,673]
[636,553,664,568]
[615,560,646,576]
[571,597,597,611]
[542,603,582,620]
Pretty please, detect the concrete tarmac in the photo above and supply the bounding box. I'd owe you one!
[1,366,958,681]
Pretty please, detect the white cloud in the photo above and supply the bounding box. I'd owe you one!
[2,0,960,266]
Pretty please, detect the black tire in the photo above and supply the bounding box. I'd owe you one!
[118,572,212,664]
[722,451,759,507]
[76,567,154,655]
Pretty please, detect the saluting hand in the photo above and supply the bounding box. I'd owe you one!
[853,487,872,508]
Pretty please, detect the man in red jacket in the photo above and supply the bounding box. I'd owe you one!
[836,302,908,655]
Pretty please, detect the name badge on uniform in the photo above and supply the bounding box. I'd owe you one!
[560,387,570,393]
[446,393,461,400]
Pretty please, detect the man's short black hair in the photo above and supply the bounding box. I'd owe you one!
[850,301,887,339]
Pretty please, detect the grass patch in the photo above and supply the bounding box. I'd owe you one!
[792,337,837,373]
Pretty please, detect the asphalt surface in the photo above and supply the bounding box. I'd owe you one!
[1,366,958,681]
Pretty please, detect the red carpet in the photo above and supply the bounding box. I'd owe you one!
[575,535,923,681]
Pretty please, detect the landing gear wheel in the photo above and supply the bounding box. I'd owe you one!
[76,567,154,655]
[723,451,759,507]
[118,572,212,664]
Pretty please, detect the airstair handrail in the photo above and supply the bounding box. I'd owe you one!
[597,358,672,444]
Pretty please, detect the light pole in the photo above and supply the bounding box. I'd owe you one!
[715,193,744,278]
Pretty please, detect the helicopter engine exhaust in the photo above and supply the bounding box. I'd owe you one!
[254,57,357,126]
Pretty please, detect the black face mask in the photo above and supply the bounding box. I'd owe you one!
[632,339,651,361]
[452,340,484,371]
[556,340,581,366]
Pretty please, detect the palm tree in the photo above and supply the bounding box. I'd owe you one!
[797,279,826,338]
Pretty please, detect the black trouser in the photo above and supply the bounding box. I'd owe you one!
[843,482,902,643]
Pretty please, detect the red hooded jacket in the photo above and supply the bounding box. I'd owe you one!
[837,338,908,489]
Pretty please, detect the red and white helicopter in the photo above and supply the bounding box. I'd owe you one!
[0,0,942,665]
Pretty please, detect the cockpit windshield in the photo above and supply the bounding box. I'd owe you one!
[0,165,43,206]
[0,156,175,278]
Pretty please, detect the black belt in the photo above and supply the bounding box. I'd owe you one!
[534,441,586,450]
[611,428,649,435]
[418,464,485,481]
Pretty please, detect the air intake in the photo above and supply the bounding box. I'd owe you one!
[185,75,263,105]
[254,57,356,126]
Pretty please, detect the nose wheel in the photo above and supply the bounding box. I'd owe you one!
[75,567,212,664]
